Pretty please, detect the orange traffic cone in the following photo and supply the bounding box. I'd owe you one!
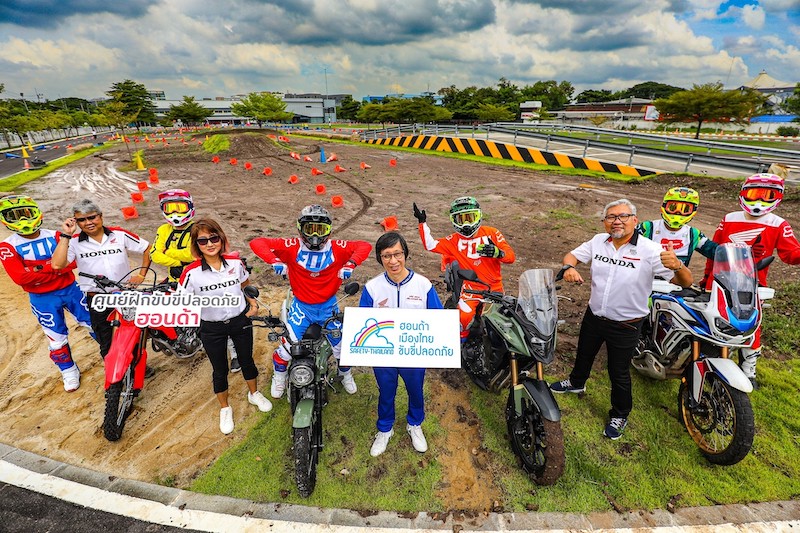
[24,158,31,170]
[121,206,139,220]
[229,158,238,165]
[288,175,299,184]
[262,167,273,176]
[334,164,346,172]
[389,159,397,167]
[130,192,145,203]
[380,216,398,232]
[315,184,326,195]
[311,168,323,176]
[326,153,338,162]
[244,162,253,170]
[359,161,371,170]
[212,156,220,163]
[137,181,149,191]
[304,155,313,162]
[331,196,344,208]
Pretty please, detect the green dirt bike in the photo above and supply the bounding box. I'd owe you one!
[456,267,565,485]
[248,282,360,497]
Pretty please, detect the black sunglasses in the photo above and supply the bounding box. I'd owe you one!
[196,235,221,246]
[75,214,100,223]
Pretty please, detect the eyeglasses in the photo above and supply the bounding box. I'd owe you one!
[300,222,331,237]
[380,251,405,262]
[162,201,190,214]
[742,188,781,202]
[663,201,696,216]
[603,213,634,223]
[196,235,221,246]
[75,214,100,223]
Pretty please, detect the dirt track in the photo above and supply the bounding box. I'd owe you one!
[1,131,798,509]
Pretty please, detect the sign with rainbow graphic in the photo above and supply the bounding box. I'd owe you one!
[340,307,460,368]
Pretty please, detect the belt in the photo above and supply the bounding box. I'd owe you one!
[597,316,645,324]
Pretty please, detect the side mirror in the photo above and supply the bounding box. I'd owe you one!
[344,281,360,295]
[457,269,478,282]
[756,255,775,271]
[243,285,259,298]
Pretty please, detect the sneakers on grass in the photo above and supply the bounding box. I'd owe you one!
[603,417,628,440]
[549,378,585,394]
[339,370,357,394]
[407,424,428,453]
[248,390,273,412]
[370,429,394,457]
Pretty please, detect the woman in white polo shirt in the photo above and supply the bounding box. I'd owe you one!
[179,218,272,434]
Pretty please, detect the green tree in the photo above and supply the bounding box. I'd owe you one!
[654,82,766,139]
[230,92,293,127]
[336,95,361,121]
[390,97,453,123]
[576,89,615,103]
[355,102,388,127]
[97,100,138,157]
[783,84,800,117]
[474,103,515,122]
[106,79,156,130]
[519,80,574,112]
[623,81,684,100]
[165,96,214,126]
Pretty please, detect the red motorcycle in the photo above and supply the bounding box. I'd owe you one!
[80,272,201,441]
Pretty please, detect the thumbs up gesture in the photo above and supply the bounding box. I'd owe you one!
[660,242,683,271]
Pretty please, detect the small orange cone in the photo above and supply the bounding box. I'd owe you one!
[244,162,253,170]
[229,158,238,165]
[262,167,273,176]
[24,159,31,170]
[121,206,139,220]
[212,156,220,163]
[326,153,338,162]
[279,135,290,142]
[149,174,159,184]
[380,216,399,232]
[390,159,397,167]
[359,162,371,170]
[334,164,346,173]
[137,181,149,191]
[130,192,145,203]
[315,184,326,195]
[304,155,313,162]
[311,168,323,176]
[290,152,301,160]
[331,196,344,208]
[288,175,299,184]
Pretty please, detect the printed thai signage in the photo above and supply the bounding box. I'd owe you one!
[339,307,461,368]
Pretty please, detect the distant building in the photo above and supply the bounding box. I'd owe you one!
[556,98,653,122]
[147,90,166,101]
[362,92,444,106]
[737,70,797,115]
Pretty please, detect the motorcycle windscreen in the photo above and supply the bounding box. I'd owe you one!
[517,269,558,336]
[712,243,758,321]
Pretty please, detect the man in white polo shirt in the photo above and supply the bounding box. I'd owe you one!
[52,199,152,363]
[550,199,692,440]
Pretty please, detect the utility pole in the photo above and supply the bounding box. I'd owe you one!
[323,67,330,125]
[19,93,29,114]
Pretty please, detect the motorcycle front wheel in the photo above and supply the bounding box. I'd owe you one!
[505,391,565,485]
[293,406,321,497]
[103,366,135,442]
[678,374,755,465]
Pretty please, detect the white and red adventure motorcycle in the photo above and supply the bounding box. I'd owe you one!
[633,243,774,465]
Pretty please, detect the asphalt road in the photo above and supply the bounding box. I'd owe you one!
[0,134,102,180]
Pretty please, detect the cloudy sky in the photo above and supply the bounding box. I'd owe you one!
[1,0,798,103]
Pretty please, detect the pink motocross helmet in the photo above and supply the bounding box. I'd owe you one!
[739,173,784,217]
[158,189,195,227]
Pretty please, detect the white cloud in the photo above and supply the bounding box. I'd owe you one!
[739,4,766,29]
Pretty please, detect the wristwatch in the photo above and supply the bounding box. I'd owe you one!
[59,232,72,240]
[560,264,575,272]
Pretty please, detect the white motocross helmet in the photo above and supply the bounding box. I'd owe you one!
[159,189,195,227]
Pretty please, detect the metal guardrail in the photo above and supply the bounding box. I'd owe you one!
[359,123,797,174]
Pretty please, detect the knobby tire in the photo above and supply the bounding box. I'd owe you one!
[506,392,565,485]
[678,375,754,465]
[103,368,134,442]
[293,408,321,497]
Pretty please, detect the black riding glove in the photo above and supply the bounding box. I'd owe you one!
[477,241,504,258]
[412,203,427,224]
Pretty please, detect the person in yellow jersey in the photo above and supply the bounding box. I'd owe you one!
[151,189,240,371]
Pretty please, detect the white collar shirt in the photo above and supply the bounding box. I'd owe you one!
[571,232,673,321]
[67,227,150,293]
[179,256,248,322]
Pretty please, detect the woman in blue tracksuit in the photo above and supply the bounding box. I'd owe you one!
[359,231,443,457]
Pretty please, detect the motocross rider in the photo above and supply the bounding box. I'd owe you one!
[701,166,800,389]
[413,197,515,340]
[52,199,151,366]
[149,189,240,371]
[0,195,94,392]
[637,187,718,266]
[249,204,372,398]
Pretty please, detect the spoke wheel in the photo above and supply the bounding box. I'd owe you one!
[103,366,135,442]
[293,405,321,497]
[678,374,754,465]
[506,391,565,485]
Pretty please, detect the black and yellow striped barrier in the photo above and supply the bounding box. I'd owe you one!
[363,135,658,177]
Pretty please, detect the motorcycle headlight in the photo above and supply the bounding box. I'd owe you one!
[120,306,137,322]
[289,361,315,387]
[714,317,739,336]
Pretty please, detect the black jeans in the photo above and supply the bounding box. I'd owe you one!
[569,307,644,419]
[87,293,113,359]
[200,311,257,394]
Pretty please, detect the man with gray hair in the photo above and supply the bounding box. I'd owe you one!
[550,199,692,440]
[52,199,151,361]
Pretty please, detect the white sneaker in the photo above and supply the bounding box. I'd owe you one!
[370,429,394,457]
[340,370,357,394]
[407,424,428,453]
[219,406,234,435]
[61,365,80,392]
[248,391,273,412]
[271,370,288,399]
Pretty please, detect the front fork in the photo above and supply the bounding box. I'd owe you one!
[683,341,732,408]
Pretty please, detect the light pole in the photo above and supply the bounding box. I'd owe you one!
[323,67,330,125]
[19,93,29,114]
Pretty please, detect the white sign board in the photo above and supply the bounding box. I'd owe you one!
[644,105,660,121]
[339,307,461,368]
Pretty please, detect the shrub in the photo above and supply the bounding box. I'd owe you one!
[776,126,799,137]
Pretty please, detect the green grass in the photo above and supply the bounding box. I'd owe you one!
[0,144,112,192]
[202,134,231,153]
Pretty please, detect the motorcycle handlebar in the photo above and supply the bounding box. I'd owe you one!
[78,272,174,293]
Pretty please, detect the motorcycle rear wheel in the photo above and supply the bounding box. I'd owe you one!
[103,367,135,442]
[506,391,565,485]
[293,407,321,497]
[678,374,754,465]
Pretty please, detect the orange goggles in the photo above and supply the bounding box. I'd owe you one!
[663,201,696,216]
[162,201,190,214]
[742,188,781,203]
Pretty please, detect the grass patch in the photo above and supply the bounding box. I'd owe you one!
[0,144,112,192]
[203,135,231,154]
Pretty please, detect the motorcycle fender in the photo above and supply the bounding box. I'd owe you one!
[292,398,314,429]
[515,380,561,422]
[155,325,178,340]
[105,325,138,387]
[704,358,753,394]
